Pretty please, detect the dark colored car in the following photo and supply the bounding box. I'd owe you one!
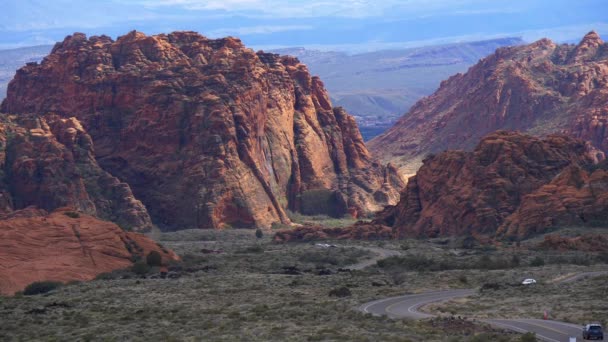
[583,324,604,340]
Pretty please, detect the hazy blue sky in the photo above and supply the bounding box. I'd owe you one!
[0,0,606,51]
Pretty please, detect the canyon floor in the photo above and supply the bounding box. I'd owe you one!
[0,218,607,341]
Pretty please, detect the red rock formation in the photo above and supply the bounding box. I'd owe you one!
[0,208,178,295]
[0,113,152,231]
[498,165,608,238]
[378,131,600,238]
[369,31,608,176]
[273,221,393,242]
[1,31,404,230]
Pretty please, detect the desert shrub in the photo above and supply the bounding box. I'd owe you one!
[460,236,475,249]
[520,332,537,342]
[479,283,501,292]
[469,334,510,342]
[23,281,62,295]
[328,286,352,297]
[63,211,80,219]
[530,256,545,267]
[511,255,521,267]
[146,251,162,267]
[458,275,468,284]
[377,255,458,272]
[236,245,264,254]
[597,252,608,264]
[298,251,340,266]
[255,228,263,239]
[132,261,151,275]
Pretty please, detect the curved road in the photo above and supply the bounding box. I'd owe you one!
[353,247,607,342]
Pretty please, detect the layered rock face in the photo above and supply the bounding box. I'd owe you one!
[2,31,403,229]
[0,207,178,295]
[0,113,152,231]
[377,131,603,239]
[369,31,608,176]
[499,164,608,238]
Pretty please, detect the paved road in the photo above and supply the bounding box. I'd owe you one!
[360,289,475,319]
[485,319,582,342]
[354,248,606,342]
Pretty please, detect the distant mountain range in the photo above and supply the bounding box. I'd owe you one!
[0,45,52,102]
[369,31,608,176]
[270,37,524,137]
[0,37,524,140]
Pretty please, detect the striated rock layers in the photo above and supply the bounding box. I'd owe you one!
[0,113,152,231]
[377,131,605,239]
[499,164,608,238]
[0,207,178,295]
[1,31,404,230]
[369,31,608,176]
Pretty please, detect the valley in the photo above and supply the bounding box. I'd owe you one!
[0,3,607,339]
[1,227,606,341]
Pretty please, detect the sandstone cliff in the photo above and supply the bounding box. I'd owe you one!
[2,31,404,230]
[0,207,178,295]
[0,113,152,231]
[499,164,608,238]
[376,131,603,239]
[369,31,608,176]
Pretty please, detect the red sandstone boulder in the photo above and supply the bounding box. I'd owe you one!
[2,31,404,230]
[0,208,178,295]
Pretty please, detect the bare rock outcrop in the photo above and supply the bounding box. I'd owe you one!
[0,113,152,231]
[378,131,601,239]
[499,164,608,238]
[2,31,404,229]
[0,208,178,295]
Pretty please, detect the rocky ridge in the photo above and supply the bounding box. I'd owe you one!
[2,31,404,230]
[376,131,605,239]
[369,31,608,177]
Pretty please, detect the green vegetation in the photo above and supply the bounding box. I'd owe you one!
[520,332,537,342]
[131,261,150,276]
[23,281,62,296]
[287,210,358,228]
[255,228,263,239]
[2,228,606,341]
[146,251,162,267]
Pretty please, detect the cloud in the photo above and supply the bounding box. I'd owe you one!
[207,25,313,37]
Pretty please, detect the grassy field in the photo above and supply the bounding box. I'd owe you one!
[1,227,606,341]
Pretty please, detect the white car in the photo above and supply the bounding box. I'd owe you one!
[522,278,537,285]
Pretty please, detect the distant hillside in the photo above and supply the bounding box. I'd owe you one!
[0,45,52,100]
[272,37,524,138]
[369,32,608,176]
